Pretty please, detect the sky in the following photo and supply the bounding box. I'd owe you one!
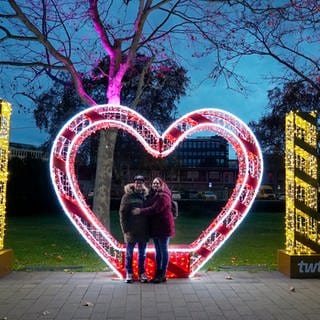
[6,53,281,148]
[177,55,279,123]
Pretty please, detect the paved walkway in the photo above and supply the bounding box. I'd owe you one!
[0,271,320,320]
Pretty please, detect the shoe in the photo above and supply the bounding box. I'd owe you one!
[160,270,167,282]
[151,277,161,283]
[151,270,160,283]
[139,273,148,283]
[125,273,133,283]
[152,276,166,283]
[151,270,166,283]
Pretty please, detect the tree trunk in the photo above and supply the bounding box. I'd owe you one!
[92,128,117,230]
[91,61,124,230]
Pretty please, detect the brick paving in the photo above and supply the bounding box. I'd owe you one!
[1,271,320,320]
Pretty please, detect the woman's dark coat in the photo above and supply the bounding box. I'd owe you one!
[140,184,175,238]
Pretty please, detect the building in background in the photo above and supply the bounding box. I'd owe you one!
[156,136,238,199]
[174,136,228,168]
[8,138,284,200]
[9,143,47,161]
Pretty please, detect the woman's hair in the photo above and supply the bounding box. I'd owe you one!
[152,177,163,187]
[152,177,170,193]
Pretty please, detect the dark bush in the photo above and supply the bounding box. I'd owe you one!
[7,158,59,215]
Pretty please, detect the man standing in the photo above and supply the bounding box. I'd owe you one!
[119,175,149,283]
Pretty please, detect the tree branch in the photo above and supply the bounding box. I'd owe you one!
[8,0,96,106]
[130,56,154,109]
[0,60,65,68]
[0,26,38,42]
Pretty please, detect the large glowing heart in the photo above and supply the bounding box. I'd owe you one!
[50,104,263,279]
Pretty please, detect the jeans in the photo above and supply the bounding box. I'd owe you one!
[125,240,147,275]
[153,237,170,274]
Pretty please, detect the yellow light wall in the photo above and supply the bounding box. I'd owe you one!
[0,100,11,251]
[285,111,319,255]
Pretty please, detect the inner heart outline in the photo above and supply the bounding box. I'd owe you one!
[50,104,263,278]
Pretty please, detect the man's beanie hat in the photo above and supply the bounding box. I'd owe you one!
[134,175,145,182]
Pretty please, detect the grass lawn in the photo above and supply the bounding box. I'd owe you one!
[203,211,285,271]
[4,209,285,272]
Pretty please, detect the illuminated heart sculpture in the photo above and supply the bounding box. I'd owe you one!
[50,104,263,279]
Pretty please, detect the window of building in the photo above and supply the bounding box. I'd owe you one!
[208,171,220,182]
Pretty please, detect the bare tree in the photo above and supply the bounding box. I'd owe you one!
[204,0,320,93]
[249,81,320,155]
[1,0,318,228]
[0,0,226,228]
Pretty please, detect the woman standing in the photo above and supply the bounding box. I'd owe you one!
[133,177,175,283]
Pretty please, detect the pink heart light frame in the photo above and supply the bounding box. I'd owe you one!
[50,104,263,279]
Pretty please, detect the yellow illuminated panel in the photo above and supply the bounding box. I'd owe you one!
[285,111,319,255]
[0,100,11,251]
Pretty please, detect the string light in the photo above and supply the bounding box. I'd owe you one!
[50,104,263,278]
[284,111,319,256]
[0,100,11,251]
